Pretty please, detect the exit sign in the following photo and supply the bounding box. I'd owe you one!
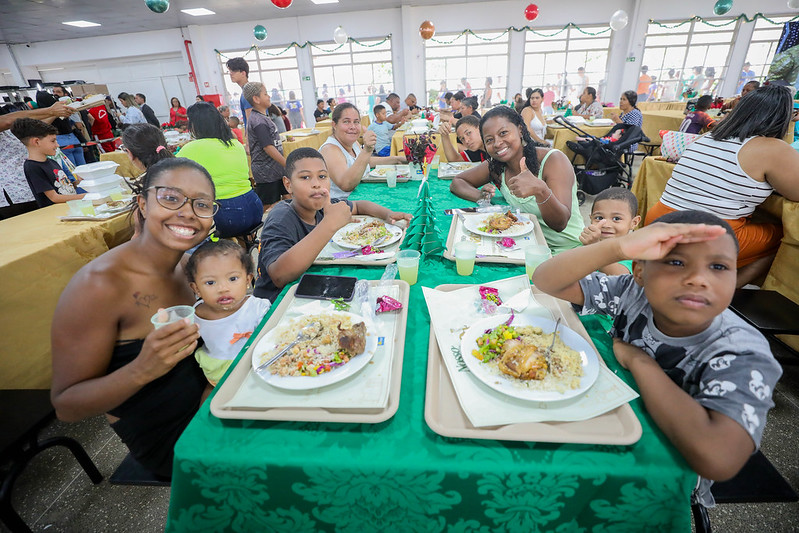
[626,56,636,62]
[303,76,311,81]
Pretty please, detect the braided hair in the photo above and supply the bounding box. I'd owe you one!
[479,106,548,186]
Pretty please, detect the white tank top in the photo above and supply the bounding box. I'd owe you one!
[320,135,369,200]
[660,135,773,219]
[529,113,547,141]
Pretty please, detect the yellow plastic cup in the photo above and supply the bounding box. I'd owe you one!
[397,250,420,285]
[453,241,477,276]
[524,244,551,282]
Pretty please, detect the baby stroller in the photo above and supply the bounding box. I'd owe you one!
[554,116,648,204]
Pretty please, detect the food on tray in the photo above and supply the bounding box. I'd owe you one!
[472,323,583,390]
[105,200,128,209]
[261,314,367,377]
[372,168,390,176]
[343,220,391,246]
[478,210,522,234]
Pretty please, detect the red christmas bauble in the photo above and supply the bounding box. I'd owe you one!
[525,4,539,21]
[271,0,292,8]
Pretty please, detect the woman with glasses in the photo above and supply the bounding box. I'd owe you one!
[50,158,217,480]
[179,101,263,237]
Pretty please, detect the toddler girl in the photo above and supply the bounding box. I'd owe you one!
[185,240,271,386]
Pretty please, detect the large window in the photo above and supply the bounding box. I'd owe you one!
[219,46,302,117]
[311,38,394,115]
[425,30,509,107]
[641,19,737,100]
[742,15,796,89]
[521,25,611,104]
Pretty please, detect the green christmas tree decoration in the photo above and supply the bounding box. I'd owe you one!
[399,180,445,256]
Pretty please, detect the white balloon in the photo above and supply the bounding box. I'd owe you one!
[333,26,348,45]
[610,10,629,31]
[789,0,799,9]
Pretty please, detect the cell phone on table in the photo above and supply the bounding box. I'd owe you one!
[295,274,358,301]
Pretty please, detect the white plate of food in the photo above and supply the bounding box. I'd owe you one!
[252,312,378,390]
[460,313,600,402]
[438,161,482,178]
[462,210,535,237]
[368,164,410,178]
[332,219,403,249]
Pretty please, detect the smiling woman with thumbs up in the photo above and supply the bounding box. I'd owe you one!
[450,106,584,254]
[319,103,407,200]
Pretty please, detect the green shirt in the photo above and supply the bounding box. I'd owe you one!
[178,138,252,200]
[499,149,584,254]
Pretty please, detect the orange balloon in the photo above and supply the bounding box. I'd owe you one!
[420,20,435,40]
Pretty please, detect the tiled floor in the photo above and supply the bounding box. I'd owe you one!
[5,164,798,532]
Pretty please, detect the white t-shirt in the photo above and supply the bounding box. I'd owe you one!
[194,296,272,360]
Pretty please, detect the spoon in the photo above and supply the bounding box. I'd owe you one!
[255,321,321,374]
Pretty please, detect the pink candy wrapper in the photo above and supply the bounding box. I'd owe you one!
[479,286,502,306]
[376,295,403,313]
[498,237,516,248]
[361,246,382,255]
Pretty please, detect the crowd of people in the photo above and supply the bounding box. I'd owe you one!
[2,49,796,520]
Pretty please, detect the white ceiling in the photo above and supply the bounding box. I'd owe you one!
[0,0,474,44]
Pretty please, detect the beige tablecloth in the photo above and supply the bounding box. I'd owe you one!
[390,131,460,162]
[282,128,331,158]
[0,204,134,388]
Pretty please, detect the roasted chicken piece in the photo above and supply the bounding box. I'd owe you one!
[498,339,548,380]
[338,322,366,355]
[488,211,518,231]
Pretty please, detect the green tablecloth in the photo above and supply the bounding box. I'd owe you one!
[166,177,696,532]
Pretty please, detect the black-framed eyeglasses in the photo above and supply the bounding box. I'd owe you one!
[145,186,219,218]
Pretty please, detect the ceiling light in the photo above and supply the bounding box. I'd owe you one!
[181,8,216,16]
[310,0,339,4]
[62,20,101,28]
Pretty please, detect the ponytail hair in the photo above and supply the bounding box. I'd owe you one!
[479,106,548,186]
[122,124,174,173]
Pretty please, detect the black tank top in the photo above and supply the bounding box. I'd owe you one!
[107,339,206,477]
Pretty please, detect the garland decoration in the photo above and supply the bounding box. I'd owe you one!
[649,12,799,29]
[214,35,391,59]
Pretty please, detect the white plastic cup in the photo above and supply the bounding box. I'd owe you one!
[150,305,196,329]
[524,244,551,282]
[453,241,477,276]
[396,250,421,285]
[67,199,95,216]
[386,168,398,188]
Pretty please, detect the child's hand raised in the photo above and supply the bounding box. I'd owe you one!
[617,222,727,260]
[438,123,451,136]
[322,198,353,231]
[579,220,605,245]
[506,157,547,199]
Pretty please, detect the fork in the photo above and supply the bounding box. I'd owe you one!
[255,321,320,374]
[543,317,562,366]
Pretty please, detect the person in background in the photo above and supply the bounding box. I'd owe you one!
[268,104,287,134]
[660,69,681,102]
[36,90,86,167]
[520,89,547,145]
[679,95,716,134]
[542,84,556,114]
[512,93,524,112]
[449,91,465,124]
[271,88,283,107]
[737,62,756,94]
[86,103,115,153]
[437,81,448,110]
[117,93,146,126]
[0,101,73,217]
[578,187,641,276]
[610,90,643,150]
[52,85,91,146]
[134,93,160,127]
[195,96,205,103]
[228,116,244,144]
[573,86,603,120]
[326,98,336,115]
[575,67,589,95]
[217,105,230,121]
[286,91,303,130]
[320,103,406,200]
[443,91,454,109]
[683,66,705,100]
[280,107,291,132]
[438,115,488,163]
[313,99,329,122]
[385,93,410,125]
[367,104,396,157]
[120,123,173,180]
[11,118,85,207]
[637,66,652,103]
[481,77,493,109]
[460,97,481,120]
[23,96,37,110]
[180,101,263,238]
[722,80,760,112]
[169,97,187,126]
[461,77,472,97]
[703,67,717,95]
[226,57,253,127]
[243,81,286,210]
[404,93,420,113]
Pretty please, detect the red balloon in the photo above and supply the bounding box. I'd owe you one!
[271,0,292,8]
[524,4,539,21]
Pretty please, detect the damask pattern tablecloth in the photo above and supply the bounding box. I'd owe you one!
[167,177,696,532]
